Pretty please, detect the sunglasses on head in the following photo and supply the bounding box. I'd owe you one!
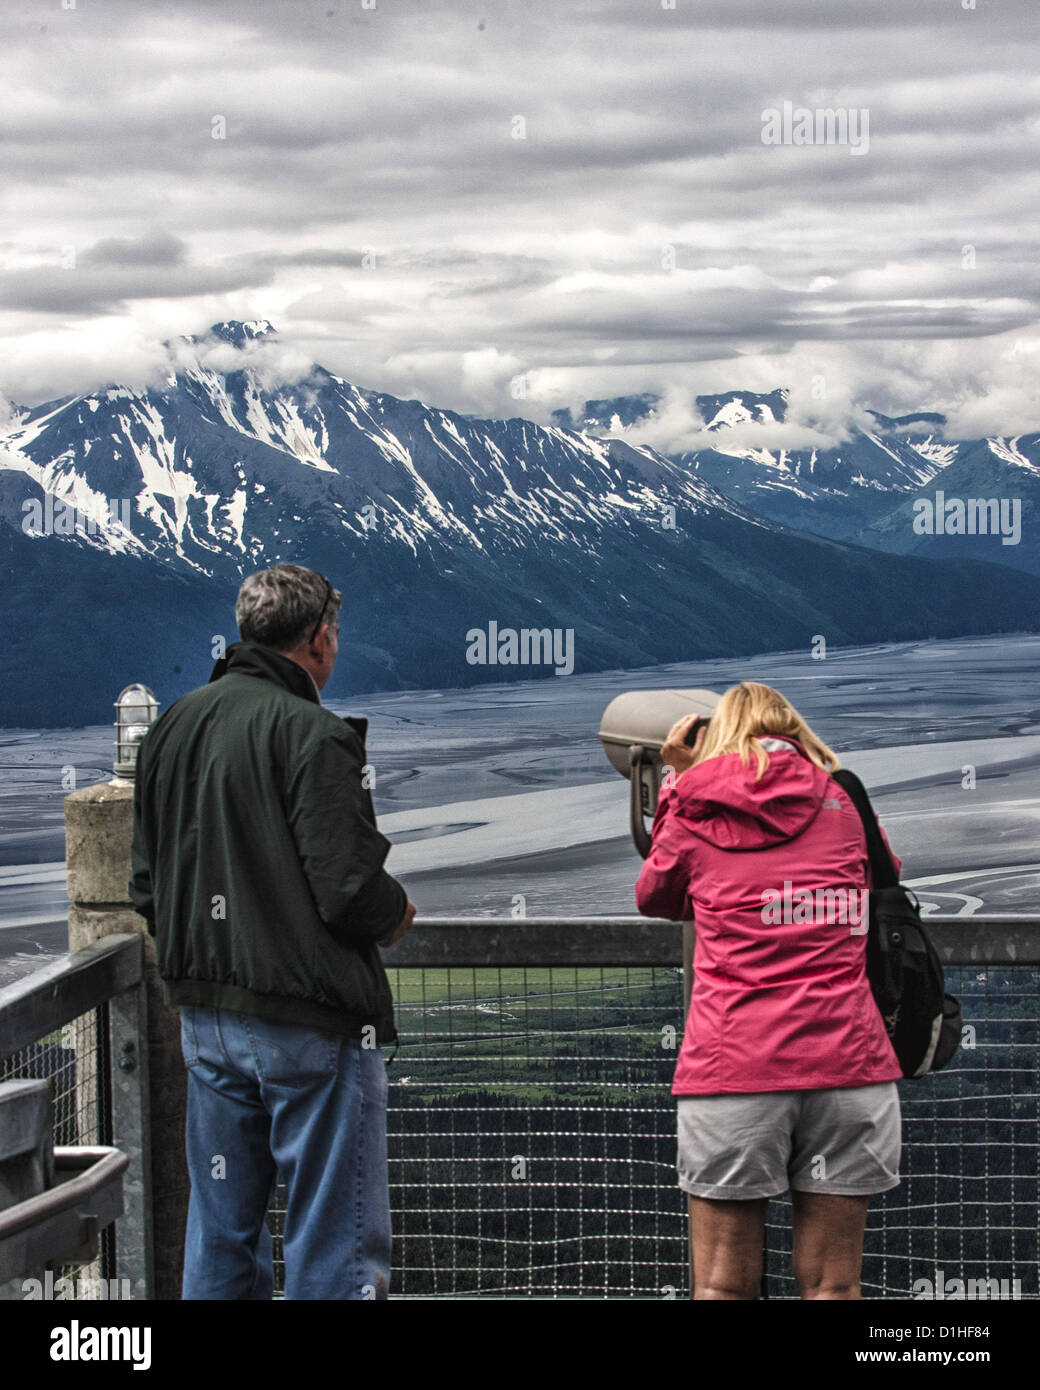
[308,578,333,644]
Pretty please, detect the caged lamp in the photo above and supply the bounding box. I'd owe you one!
[113,684,159,781]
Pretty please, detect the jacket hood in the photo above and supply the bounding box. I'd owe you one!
[209,641,320,705]
[670,738,832,851]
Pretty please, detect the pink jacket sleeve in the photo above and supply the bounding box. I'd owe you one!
[635,784,695,922]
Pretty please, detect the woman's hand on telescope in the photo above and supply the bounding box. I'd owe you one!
[660,715,707,781]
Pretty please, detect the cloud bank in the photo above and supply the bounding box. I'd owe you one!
[0,0,1036,435]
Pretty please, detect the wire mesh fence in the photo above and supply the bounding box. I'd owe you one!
[765,964,1039,1300]
[384,964,686,1299]
[0,1005,120,1300]
[267,965,686,1298]
[3,931,1034,1301]
[267,960,1039,1300]
[0,1009,103,1150]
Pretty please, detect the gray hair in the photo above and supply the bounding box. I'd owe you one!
[235,565,342,651]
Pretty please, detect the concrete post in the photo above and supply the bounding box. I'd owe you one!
[65,779,187,1300]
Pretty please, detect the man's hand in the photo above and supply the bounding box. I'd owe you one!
[660,715,707,782]
[379,900,416,948]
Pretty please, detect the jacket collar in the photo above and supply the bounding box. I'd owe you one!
[208,642,369,737]
[209,641,321,705]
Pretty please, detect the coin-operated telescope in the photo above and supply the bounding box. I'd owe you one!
[598,689,721,856]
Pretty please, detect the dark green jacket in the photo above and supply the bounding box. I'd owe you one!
[129,642,406,1042]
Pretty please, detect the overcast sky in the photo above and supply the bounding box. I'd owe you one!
[2,0,1039,444]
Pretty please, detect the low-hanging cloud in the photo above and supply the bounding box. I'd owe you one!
[166,330,321,394]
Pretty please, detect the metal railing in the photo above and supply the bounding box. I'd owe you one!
[0,919,1036,1300]
[280,916,1040,1300]
[0,935,152,1301]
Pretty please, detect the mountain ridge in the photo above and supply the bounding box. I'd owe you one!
[2,323,1038,727]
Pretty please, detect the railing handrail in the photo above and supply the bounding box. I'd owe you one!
[0,934,143,1062]
[0,916,1038,1049]
[382,914,1040,967]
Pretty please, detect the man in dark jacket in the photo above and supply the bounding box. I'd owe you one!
[130,564,414,1300]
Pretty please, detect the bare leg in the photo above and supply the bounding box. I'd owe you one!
[791,1191,869,1300]
[688,1195,767,1300]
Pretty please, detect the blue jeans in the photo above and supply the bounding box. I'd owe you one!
[179,1006,391,1300]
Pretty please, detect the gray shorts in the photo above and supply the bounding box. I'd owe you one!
[677,1082,901,1200]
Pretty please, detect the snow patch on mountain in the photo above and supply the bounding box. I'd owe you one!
[908,437,959,469]
[207,319,278,346]
[0,443,144,557]
[715,445,786,471]
[244,383,334,471]
[707,399,771,430]
[988,436,1039,473]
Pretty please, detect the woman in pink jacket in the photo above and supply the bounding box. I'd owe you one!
[635,681,902,1300]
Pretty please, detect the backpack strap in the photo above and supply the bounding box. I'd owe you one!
[831,768,899,891]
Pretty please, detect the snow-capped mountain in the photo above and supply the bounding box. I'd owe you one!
[670,395,1038,566]
[190,318,278,348]
[2,341,767,580]
[2,325,1039,727]
[678,426,961,541]
[565,389,1036,558]
[552,388,789,434]
[696,390,790,430]
[551,393,662,433]
[862,433,1040,575]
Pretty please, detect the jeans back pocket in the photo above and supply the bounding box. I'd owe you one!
[242,1016,340,1086]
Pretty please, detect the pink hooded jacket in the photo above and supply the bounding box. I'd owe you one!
[635,738,902,1095]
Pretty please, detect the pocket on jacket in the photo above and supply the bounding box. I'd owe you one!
[241,1016,340,1086]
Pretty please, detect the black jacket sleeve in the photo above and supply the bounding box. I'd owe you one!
[286,722,406,946]
[334,866,408,947]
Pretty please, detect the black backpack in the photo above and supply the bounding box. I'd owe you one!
[832,770,962,1079]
